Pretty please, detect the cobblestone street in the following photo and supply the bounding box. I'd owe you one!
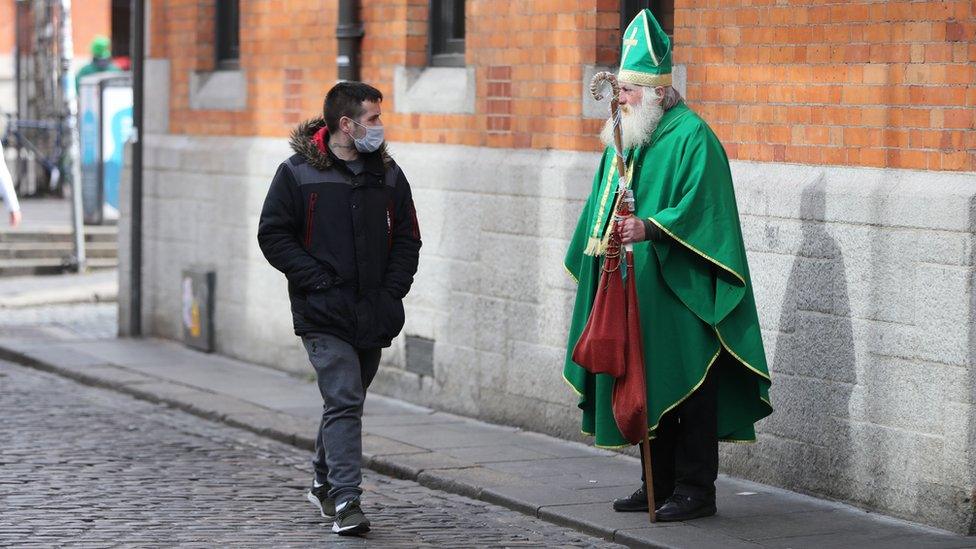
[0,359,619,547]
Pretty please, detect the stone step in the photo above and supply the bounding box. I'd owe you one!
[0,242,118,260]
[0,257,118,277]
[0,226,118,244]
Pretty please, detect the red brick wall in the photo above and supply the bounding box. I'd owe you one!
[0,2,111,56]
[678,0,976,171]
[156,0,976,172]
[0,3,14,55]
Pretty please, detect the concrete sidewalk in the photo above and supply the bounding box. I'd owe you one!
[0,334,971,549]
[0,270,117,308]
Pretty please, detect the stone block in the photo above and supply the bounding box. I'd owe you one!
[393,66,476,114]
[848,356,948,436]
[504,341,569,403]
[145,59,170,135]
[915,264,971,366]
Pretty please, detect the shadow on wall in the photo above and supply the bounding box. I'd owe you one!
[763,179,858,499]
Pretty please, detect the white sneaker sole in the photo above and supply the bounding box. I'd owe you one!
[332,521,370,535]
[306,490,333,518]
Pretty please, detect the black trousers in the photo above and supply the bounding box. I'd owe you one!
[640,364,719,502]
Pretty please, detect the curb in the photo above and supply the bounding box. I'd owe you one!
[0,344,657,548]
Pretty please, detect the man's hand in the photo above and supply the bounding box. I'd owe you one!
[615,215,645,244]
[9,211,21,228]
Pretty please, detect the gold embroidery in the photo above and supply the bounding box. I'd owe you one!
[562,372,584,397]
[622,26,640,60]
[617,69,672,87]
[645,346,722,436]
[585,158,634,257]
[583,159,619,256]
[714,328,772,382]
[646,217,747,286]
[563,263,579,284]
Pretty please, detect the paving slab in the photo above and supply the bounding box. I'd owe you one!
[482,484,626,514]
[0,271,117,308]
[362,394,435,416]
[758,527,976,549]
[417,466,533,500]
[511,430,617,459]
[369,451,475,479]
[361,434,429,459]
[691,508,868,541]
[227,411,315,450]
[23,345,109,369]
[365,421,523,450]
[616,523,763,549]
[362,412,467,428]
[539,501,682,540]
[439,443,552,463]
[482,455,637,489]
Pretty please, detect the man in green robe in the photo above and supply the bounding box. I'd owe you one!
[563,9,772,522]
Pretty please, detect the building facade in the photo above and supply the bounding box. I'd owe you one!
[122,0,976,533]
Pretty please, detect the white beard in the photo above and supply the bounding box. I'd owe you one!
[600,91,664,150]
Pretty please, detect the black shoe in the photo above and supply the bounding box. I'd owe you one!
[611,485,668,512]
[655,494,716,522]
[306,482,336,518]
[332,499,370,536]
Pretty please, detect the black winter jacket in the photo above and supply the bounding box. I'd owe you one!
[257,118,421,348]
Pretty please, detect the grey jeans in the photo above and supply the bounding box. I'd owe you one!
[302,332,381,505]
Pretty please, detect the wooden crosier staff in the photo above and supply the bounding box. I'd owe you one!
[590,71,657,524]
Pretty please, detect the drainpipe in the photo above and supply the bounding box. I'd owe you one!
[129,0,145,336]
[336,0,363,81]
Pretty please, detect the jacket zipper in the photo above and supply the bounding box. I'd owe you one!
[386,201,395,250]
[304,192,318,248]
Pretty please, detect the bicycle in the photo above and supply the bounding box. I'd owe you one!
[0,112,66,197]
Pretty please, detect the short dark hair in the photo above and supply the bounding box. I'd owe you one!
[323,82,383,134]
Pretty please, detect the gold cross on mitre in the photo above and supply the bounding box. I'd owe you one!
[622,26,639,60]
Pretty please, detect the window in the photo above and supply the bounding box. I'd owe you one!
[111,0,131,58]
[621,0,674,36]
[429,0,465,67]
[215,0,240,70]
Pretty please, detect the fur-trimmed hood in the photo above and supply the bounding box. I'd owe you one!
[288,116,392,172]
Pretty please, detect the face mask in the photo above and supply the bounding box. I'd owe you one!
[347,119,384,153]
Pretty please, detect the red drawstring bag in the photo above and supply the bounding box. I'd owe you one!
[613,253,647,444]
[572,223,648,444]
[572,244,627,378]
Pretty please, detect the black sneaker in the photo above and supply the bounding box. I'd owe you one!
[306,483,336,518]
[332,499,370,536]
[611,484,667,512]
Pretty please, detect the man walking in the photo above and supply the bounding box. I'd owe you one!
[563,10,772,521]
[258,82,421,535]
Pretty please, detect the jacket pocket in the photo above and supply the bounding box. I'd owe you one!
[304,192,319,248]
[305,285,356,333]
[354,291,406,349]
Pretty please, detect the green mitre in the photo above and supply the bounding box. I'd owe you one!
[618,9,672,87]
